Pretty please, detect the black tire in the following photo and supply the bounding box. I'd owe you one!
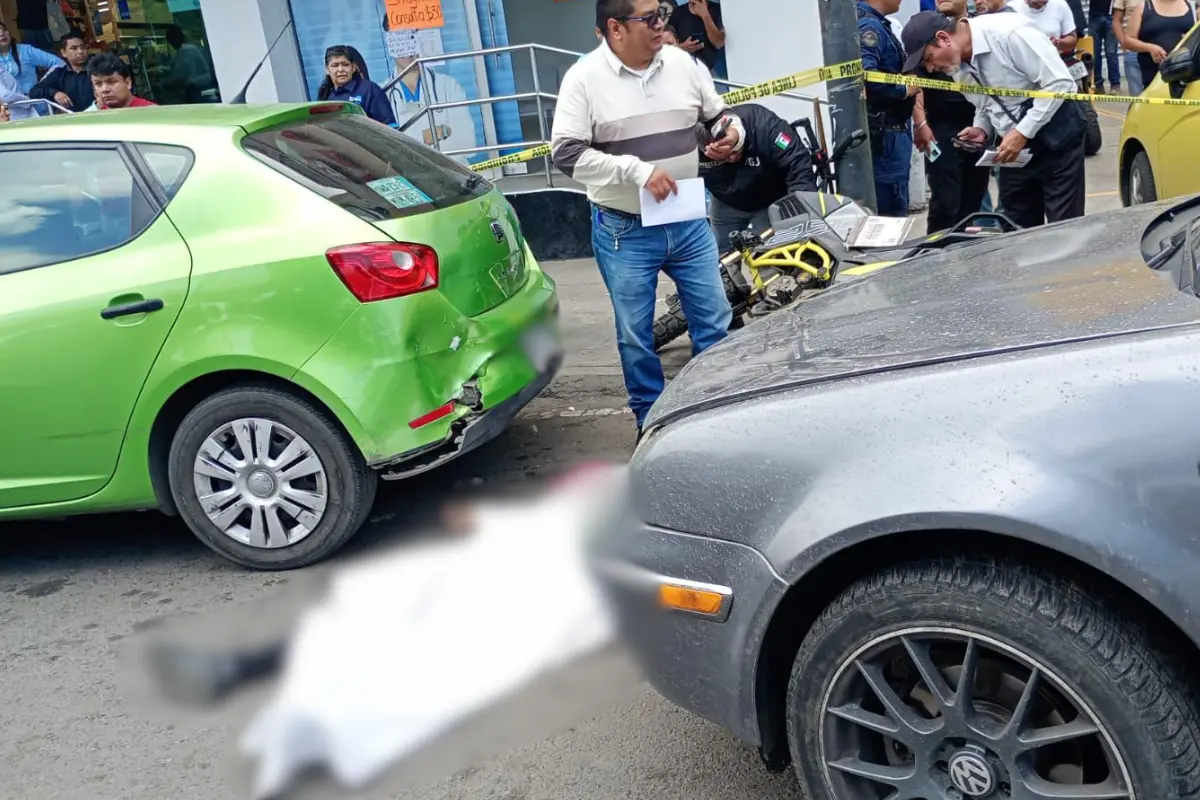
[785,558,1200,800]
[1083,101,1102,157]
[653,295,690,351]
[1128,150,1158,206]
[167,384,378,570]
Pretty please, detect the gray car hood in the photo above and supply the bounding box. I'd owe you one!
[646,204,1200,428]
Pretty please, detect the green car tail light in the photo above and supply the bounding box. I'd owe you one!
[325,242,440,302]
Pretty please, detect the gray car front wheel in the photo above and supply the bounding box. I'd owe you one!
[785,558,1200,800]
[168,385,377,570]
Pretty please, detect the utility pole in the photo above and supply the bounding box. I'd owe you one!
[818,0,876,211]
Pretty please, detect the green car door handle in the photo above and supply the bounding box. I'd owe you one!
[100,298,165,320]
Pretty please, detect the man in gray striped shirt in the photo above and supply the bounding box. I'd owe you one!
[551,0,746,441]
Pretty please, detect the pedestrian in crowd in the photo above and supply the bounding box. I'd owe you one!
[0,61,33,120]
[858,0,933,217]
[902,10,1086,228]
[922,0,992,231]
[699,102,818,245]
[978,0,1018,13]
[1014,0,1079,53]
[317,45,396,126]
[165,25,217,103]
[551,0,744,440]
[667,0,726,78]
[1088,0,1122,93]
[1112,0,1146,95]
[0,21,64,98]
[14,0,56,53]
[1123,0,1195,89]
[30,30,92,111]
[86,53,157,109]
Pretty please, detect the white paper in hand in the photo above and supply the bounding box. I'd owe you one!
[639,177,708,227]
[975,148,1032,168]
[238,466,626,799]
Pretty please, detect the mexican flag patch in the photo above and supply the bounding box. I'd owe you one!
[774,132,793,150]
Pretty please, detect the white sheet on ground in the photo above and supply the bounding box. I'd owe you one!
[238,466,626,799]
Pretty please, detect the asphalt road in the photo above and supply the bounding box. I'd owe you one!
[0,110,1128,800]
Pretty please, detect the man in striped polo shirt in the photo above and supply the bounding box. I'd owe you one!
[551,0,746,441]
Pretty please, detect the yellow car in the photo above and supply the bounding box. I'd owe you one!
[1118,21,1200,205]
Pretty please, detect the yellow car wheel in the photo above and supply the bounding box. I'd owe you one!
[1128,151,1158,205]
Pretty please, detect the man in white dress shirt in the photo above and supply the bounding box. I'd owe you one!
[901,9,1084,228]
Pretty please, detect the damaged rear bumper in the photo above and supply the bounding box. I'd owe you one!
[370,347,563,480]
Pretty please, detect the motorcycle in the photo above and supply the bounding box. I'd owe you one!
[653,120,865,350]
[1063,35,1103,158]
[652,124,1021,351]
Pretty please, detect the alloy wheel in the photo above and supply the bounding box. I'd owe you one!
[192,417,329,549]
[1129,167,1144,206]
[818,627,1133,799]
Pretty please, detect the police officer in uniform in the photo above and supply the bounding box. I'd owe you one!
[858,0,933,216]
[699,102,818,246]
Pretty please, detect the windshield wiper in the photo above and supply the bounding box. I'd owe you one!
[1148,229,1187,271]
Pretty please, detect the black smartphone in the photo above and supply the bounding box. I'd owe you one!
[695,116,733,148]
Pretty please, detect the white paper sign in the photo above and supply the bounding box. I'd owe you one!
[385,27,444,60]
[847,215,915,248]
[638,178,708,227]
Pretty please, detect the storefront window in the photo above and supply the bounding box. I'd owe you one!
[287,0,525,168]
[0,0,221,105]
[100,0,220,104]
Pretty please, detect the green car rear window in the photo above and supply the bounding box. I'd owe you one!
[242,114,491,221]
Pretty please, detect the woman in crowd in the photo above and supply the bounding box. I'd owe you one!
[316,44,395,126]
[1123,0,1195,89]
[0,21,64,97]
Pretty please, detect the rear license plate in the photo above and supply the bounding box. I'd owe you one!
[521,324,561,373]
[1068,61,1089,80]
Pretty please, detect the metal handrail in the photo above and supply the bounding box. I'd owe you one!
[7,98,74,115]
[380,42,585,94]
[384,42,833,185]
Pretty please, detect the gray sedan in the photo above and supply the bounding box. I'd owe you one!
[595,197,1200,800]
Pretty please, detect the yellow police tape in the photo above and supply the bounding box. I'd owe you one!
[467,56,1200,173]
[468,58,864,172]
[864,69,1200,107]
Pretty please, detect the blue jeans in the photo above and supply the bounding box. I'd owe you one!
[873,128,913,217]
[1088,17,1121,88]
[1124,50,1144,95]
[591,206,732,428]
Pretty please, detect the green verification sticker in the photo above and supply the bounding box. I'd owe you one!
[367,176,433,210]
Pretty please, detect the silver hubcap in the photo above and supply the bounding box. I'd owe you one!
[1130,167,1144,205]
[192,418,328,549]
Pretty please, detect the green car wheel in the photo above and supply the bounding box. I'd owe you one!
[168,385,378,570]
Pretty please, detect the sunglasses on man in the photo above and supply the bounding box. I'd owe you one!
[619,6,671,27]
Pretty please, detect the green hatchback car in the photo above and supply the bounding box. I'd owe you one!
[0,102,561,569]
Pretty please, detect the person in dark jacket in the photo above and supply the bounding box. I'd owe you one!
[30,30,93,111]
[699,102,817,247]
[317,45,395,126]
[921,0,991,231]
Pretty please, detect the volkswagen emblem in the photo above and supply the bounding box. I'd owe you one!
[947,751,995,797]
[490,220,506,243]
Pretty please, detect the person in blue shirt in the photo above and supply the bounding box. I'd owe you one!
[0,21,64,97]
[316,45,396,127]
[857,0,931,216]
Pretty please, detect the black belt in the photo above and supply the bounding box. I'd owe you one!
[591,202,640,221]
[871,121,910,132]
